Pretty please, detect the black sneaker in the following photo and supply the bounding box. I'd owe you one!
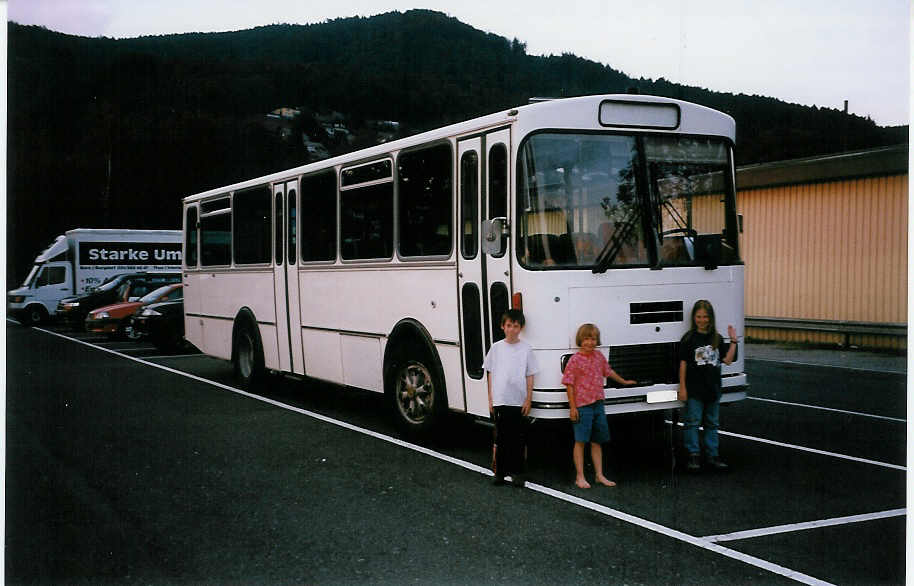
[492,475,506,486]
[510,474,526,488]
[707,457,729,470]
[686,454,701,471]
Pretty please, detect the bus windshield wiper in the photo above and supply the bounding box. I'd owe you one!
[592,209,639,274]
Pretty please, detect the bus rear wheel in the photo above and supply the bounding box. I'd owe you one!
[233,321,264,389]
[390,358,443,437]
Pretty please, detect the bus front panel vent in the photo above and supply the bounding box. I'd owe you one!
[630,301,684,324]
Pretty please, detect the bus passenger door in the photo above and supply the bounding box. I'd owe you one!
[484,128,512,354]
[456,128,511,418]
[284,179,304,375]
[273,182,303,375]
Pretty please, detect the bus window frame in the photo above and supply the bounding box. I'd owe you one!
[514,128,739,271]
[184,205,200,269]
[299,169,339,266]
[199,195,233,268]
[395,140,455,262]
[232,184,273,268]
[339,157,395,263]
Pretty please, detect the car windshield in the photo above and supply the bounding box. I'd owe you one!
[97,277,126,292]
[140,285,177,304]
[516,132,739,270]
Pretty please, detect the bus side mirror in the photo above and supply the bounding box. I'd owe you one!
[483,217,509,255]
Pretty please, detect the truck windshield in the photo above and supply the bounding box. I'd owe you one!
[23,265,40,288]
[516,132,739,269]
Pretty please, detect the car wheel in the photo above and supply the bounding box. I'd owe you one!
[124,323,143,341]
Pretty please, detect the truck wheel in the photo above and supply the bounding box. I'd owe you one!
[151,326,179,353]
[388,355,444,437]
[23,305,48,326]
[233,319,265,389]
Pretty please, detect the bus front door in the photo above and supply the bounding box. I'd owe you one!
[456,128,512,417]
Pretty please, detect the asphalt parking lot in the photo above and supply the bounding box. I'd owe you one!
[6,321,908,584]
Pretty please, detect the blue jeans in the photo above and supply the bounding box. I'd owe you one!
[682,397,720,457]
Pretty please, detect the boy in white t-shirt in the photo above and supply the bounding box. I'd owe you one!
[483,309,540,487]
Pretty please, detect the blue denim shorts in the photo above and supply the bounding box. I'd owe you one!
[573,400,610,443]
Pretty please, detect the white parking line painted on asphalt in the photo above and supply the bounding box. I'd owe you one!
[718,429,906,471]
[666,421,906,471]
[748,396,906,423]
[528,483,833,586]
[745,356,906,375]
[702,509,907,543]
[36,325,835,585]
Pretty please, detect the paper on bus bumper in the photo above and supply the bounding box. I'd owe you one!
[529,374,748,419]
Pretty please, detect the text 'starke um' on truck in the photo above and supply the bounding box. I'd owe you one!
[7,228,182,325]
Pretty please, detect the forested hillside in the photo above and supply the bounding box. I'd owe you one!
[7,10,906,282]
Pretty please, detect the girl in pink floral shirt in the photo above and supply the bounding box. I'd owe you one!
[562,323,635,488]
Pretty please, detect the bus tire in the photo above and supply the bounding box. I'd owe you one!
[387,353,445,438]
[23,304,48,326]
[232,315,265,389]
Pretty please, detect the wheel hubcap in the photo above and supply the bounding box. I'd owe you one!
[396,363,434,424]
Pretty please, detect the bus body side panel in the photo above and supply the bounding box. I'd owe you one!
[184,271,204,350]
[299,266,458,397]
[190,270,278,364]
[436,345,465,411]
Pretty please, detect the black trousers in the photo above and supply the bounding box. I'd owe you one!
[493,406,528,477]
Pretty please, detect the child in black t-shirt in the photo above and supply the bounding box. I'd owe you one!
[677,300,738,471]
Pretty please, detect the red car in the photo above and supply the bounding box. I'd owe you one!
[85,284,183,339]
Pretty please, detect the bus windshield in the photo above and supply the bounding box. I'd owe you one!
[517,132,739,269]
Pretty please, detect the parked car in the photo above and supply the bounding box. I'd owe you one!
[85,284,183,339]
[57,272,181,329]
[130,297,187,352]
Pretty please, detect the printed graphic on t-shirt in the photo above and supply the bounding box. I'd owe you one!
[694,345,720,367]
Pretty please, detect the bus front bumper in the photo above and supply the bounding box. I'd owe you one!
[529,374,748,419]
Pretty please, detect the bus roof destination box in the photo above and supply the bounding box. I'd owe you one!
[8,228,182,325]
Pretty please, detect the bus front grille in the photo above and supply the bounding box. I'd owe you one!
[608,342,680,387]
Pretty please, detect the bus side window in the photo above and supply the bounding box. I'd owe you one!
[300,171,337,262]
[397,143,452,258]
[460,151,479,259]
[461,283,484,378]
[341,160,393,261]
[233,186,271,265]
[185,207,199,267]
[488,144,508,258]
[490,282,509,343]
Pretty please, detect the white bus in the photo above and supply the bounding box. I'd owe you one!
[182,94,746,435]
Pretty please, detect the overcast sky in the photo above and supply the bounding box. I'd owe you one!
[7,0,911,126]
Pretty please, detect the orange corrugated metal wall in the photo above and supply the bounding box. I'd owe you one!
[738,174,908,349]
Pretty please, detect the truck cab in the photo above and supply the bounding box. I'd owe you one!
[7,236,73,325]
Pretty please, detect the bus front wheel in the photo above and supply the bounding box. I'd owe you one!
[233,320,264,389]
[390,358,443,437]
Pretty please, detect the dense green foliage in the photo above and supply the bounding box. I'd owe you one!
[7,10,905,283]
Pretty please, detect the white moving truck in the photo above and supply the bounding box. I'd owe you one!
[8,228,182,324]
